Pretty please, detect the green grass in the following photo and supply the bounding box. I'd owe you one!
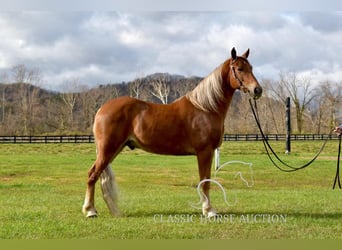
[0,141,341,239]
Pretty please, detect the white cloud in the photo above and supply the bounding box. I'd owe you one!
[0,11,341,91]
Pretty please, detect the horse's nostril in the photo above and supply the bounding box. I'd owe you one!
[254,86,263,97]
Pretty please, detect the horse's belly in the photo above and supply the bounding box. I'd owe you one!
[128,132,195,156]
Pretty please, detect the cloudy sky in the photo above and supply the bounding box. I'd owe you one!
[0,10,342,91]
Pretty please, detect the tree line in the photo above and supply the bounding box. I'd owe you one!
[0,64,341,136]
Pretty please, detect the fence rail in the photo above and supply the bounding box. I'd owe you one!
[0,135,94,144]
[222,134,337,141]
[0,134,338,144]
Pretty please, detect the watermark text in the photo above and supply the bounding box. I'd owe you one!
[153,213,287,224]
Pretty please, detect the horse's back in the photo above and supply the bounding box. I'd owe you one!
[96,96,186,120]
[97,96,147,114]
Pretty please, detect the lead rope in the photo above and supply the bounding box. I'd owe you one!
[333,134,341,189]
[249,99,330,173]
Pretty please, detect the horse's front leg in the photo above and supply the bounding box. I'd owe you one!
[196,148,217,218]
[82,164,98,217]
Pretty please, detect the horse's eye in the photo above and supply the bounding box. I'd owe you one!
[238,68,243,72]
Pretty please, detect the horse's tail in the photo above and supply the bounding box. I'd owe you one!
[100,165,120,216]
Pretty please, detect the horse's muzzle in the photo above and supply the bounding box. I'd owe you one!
[253,86,263,99]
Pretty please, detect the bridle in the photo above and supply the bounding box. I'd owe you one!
[230,61,250,94]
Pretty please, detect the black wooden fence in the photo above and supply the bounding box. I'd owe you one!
[222,134,337,141]
[0,135,94,144]
[0,134,338,144]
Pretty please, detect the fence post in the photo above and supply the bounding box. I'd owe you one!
[214,148,220,170]
[285,97,291,154]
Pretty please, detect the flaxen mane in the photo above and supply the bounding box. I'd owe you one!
[186,64,225,113]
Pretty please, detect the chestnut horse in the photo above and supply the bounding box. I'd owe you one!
[82,48,262,218]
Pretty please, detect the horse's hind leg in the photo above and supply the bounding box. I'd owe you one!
[82,147,121,218]
[82,162,99,217]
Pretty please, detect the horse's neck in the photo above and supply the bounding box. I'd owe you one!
[218,60,236,117]
[219,88,235,118]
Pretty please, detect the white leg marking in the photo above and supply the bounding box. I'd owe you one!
[82,190,97,217]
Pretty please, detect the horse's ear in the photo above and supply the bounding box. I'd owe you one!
[231,47,237,60]
[242,48,250,59]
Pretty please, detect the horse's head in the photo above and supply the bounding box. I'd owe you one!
[227,47,262,100]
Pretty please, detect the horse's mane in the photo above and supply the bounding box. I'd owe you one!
[186,64,225,113]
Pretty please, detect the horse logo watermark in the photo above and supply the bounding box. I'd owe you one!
[190,160,255,210]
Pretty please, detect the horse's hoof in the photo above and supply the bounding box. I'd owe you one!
[86,211,98,218]
[207,210,217,218]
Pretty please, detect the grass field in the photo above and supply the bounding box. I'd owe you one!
[0,140,341,239]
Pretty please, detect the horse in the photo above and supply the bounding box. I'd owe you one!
[82,47,262,218]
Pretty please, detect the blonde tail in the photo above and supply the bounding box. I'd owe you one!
[100,165,120,216]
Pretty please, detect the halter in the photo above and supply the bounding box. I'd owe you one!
[230,62,249,93]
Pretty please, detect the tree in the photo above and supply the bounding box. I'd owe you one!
[130,76,144,99]
[0,73,9,124]
[60,78,80,131]
[271,72,316,134]
[260,79,286,134]
[150,75,170,104]
[79,84,99,133]
[11,64,42,134]
[310,81,342,133]
[172,77,200,100]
